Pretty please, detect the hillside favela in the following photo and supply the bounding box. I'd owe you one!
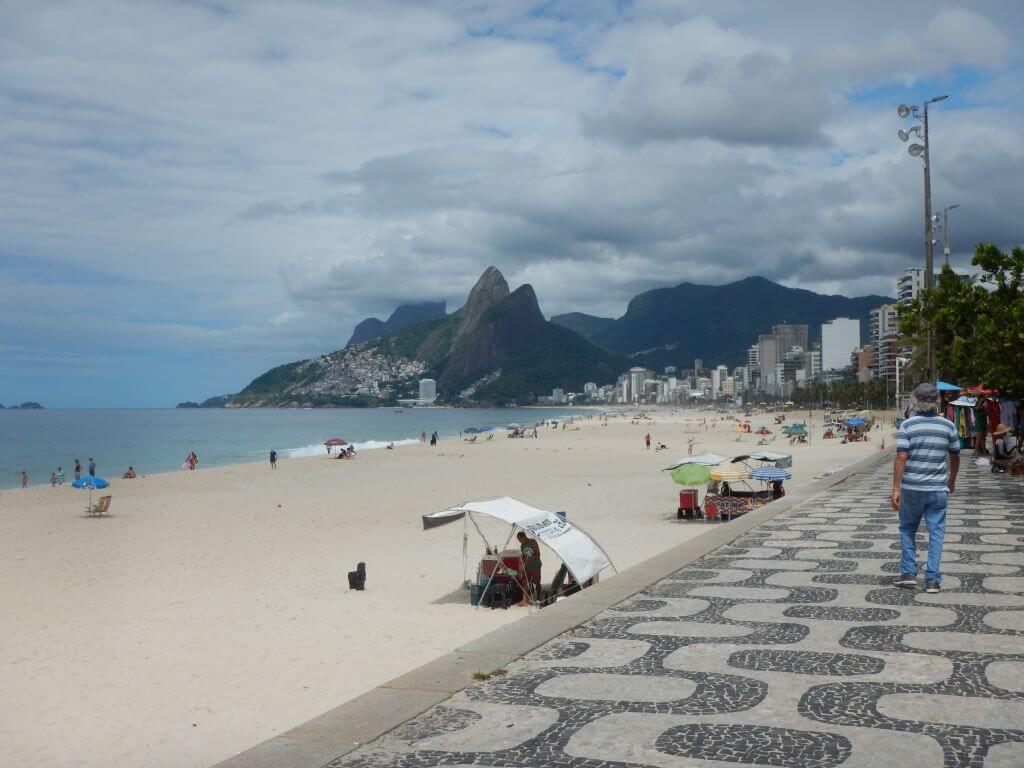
[2,4,1022,768]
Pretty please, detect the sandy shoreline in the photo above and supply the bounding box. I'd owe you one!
[0,408,888,767]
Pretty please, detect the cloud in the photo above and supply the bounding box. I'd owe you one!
[1,0,1023,404]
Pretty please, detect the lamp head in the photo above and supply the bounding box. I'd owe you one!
[908,143,925,157]
[898,128,910,141]
[897,104,911,118]
[928,95,949,104]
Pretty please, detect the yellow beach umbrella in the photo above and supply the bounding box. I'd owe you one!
[710,463,748,482]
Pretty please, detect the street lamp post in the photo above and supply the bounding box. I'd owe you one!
[898,95,948,381]
[895,355,910,416]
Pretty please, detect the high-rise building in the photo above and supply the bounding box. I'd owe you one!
[897,267,924,306]
[583,382,597,397]
[418,378,437,402]
[693,358,703,376]
[870,304,899,382]
[821,317,861,372]
[757,334,779,388]
[773,324,809,356]
[628,367,647,404]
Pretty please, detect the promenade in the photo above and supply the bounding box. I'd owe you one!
[224,456,1024,768]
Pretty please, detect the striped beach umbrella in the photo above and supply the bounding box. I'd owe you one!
[710,464,749,482]
[750,466,792,482]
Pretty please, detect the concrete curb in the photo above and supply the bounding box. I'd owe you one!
[215,446,896,768]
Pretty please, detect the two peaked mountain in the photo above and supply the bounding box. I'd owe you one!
[553,276,893,369]
[346,301,448,347]
[230,268,625,407]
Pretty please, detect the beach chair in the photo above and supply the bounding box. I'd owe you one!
[88,495,112,517]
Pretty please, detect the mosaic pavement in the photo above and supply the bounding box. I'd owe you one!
[329,462,1023,768]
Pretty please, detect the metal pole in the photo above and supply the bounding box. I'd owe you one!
[922,102,935,380]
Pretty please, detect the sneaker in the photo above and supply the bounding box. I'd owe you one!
[925,581,940,594]
[893,574,917,588]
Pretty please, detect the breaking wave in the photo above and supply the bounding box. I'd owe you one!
[284,438,419,458]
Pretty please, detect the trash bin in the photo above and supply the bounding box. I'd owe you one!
[470,583,483,606]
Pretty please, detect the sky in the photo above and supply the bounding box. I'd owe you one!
[2,0,1023,407]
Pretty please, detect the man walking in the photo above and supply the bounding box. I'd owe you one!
[892,383,960,594]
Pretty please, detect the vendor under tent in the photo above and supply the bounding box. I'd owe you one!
[423,497,615,608]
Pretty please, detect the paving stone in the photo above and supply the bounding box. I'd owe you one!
[301,458,1024,768]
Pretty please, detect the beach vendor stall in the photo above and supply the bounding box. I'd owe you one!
[422,498,615,609]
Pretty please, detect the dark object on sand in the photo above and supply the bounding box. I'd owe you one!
[348,562,366,591]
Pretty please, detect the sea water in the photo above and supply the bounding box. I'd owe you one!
[0,407,585,490]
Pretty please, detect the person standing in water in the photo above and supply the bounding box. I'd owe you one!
[74,459,82,481]
[269,449,277,469]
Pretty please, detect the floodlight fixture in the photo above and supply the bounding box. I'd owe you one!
[908,143,925,157]
[897,104,911,118]
[898,129,910,141]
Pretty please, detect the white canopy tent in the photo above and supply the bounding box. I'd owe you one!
[664,453,729,470]
[448,497,614,585]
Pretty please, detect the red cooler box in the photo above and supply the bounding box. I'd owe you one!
[678,489,701,520]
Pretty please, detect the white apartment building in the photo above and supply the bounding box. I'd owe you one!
[870,304,899,382]
[418,378,437,402]
[897,267,924,306]
[821,318,861,372]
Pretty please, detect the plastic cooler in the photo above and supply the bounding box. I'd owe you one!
[677,489,701,520]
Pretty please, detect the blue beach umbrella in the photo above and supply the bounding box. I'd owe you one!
[464,427,481,434]
[845,417,866,428]
[478,426,495,432]
[749,466,792,483]
[72,475,110,512]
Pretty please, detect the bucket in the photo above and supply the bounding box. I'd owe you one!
[470,584,483,606]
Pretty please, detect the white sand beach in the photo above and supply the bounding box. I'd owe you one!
[0,409,888,767]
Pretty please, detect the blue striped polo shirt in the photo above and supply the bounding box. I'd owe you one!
[897,413,960,492]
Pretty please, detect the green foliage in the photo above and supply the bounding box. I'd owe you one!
[899,243,1024,397]
[369,317,446,361]
[787,379,894,410]
[235,360,325,399]
[473,324,627,403]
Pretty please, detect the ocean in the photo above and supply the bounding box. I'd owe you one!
[0,406,586,490]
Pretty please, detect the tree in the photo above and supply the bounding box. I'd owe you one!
[899,243,1024,397]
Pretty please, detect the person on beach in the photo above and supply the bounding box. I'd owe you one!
[56,467,64,485]
[74,459,82,481]
[187,452,197,471]
[991,424,1014,473]
[269,449,277,469]
[420,431,426,444]
[50,471,57,487]
[88,458,96,476]
[430,431,438,446]
[974,397,989,454]
[516,531,542,605]
[892,383,960,594]
[644,433,651,449]
[122,467,136,479]
[21,471,29,488]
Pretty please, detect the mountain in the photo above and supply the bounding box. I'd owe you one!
[590,276,893,369]
[550,312,615,339]
[230,267,625,406]
[176,394,234,408]
[345,301,447,347]
[3,401,44,409]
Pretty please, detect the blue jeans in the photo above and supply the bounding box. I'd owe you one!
[899,488,948,583]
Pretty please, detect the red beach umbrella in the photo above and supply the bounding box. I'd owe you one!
[324,438,348,447]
